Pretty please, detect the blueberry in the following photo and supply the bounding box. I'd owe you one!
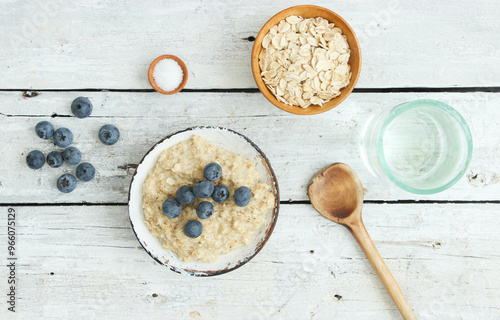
[46,151,63,168]
[71,97,93,118]
[35,121,54,139]
[203,162,222,181]
[63,147,81,165]
[212,184,229,203]
[76,162,95,182]
[53,127,73,148]
[234,186,252,207]
[162,198,182,218]
[183,220,203,238]
[196,201,214,219]
[193,180,214,198]
[175,185,195,204]
[26,150,45,169]
[99,124,120,145]
[57,173,77,193]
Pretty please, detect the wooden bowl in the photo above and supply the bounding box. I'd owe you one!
[251,5,362,115]
[148,55,188,95]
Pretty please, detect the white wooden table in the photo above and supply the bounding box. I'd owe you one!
[1,1,499,319]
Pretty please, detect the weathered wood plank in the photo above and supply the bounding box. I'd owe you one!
[0,0,498,89]
[1,91,498,203]
[0,203,498,319]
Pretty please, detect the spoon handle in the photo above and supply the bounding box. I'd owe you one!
[349,220,418,320]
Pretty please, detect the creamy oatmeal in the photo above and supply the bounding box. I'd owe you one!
[142,135,275,262]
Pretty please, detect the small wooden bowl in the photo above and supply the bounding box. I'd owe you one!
[251,5,362,115]
[148,55,188,95]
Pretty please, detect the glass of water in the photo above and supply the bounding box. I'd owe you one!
[361,99,473,194]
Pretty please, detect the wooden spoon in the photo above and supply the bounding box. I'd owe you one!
[308,163,417,320]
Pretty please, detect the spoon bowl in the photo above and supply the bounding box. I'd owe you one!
[308,163,417,320]
[309,163,363,223]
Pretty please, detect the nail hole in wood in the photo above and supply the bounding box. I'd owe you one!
[23,91,39,98]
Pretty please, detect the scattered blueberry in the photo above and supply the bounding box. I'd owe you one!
[53,127,73,148]
[63,146,81,165]
[76,162,95,181]
[175,185,195,204]
[46,151,63,168]
[193,180,214,198]
[183,220,203,238]
[196,201,214,219]
[26,150,45,169]
[212,184,229,203]
[71,97,93,118]
[35,121,54,139]
[203,162,222,181]
[99,124,120,145]
[57,173,77,193]
[234,186,252,207]
[162,198,182,218]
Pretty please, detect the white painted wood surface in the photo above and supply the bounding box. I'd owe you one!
[1,91,498,203]
[0,203,499,319]
[1,1,499,319]
[0,0,498,89]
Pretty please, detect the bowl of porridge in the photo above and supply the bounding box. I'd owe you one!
[128,126,280,276]
[251,5,362,115]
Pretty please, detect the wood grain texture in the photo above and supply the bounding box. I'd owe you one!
[0,0,498,89]
[0,2,498,319]
[0,203,498,319]
[1,91,498,203]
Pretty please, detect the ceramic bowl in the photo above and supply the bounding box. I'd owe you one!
[148,54,188,95]
[128,126,280,276]
[251,5,362,115]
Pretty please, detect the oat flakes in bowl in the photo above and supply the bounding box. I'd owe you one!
[128,127,279,276]
[260,15,351,108]
[251,5,361,115]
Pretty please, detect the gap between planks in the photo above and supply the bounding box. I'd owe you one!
[1,200,499,207]
[0,87,499,94]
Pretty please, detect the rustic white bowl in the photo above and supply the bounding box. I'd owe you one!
[128,126,280,276]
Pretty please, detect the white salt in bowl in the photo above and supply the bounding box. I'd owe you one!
[148,55,188,95]
[128,126,280,276]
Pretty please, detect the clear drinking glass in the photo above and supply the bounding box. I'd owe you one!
[361,99,473,194]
